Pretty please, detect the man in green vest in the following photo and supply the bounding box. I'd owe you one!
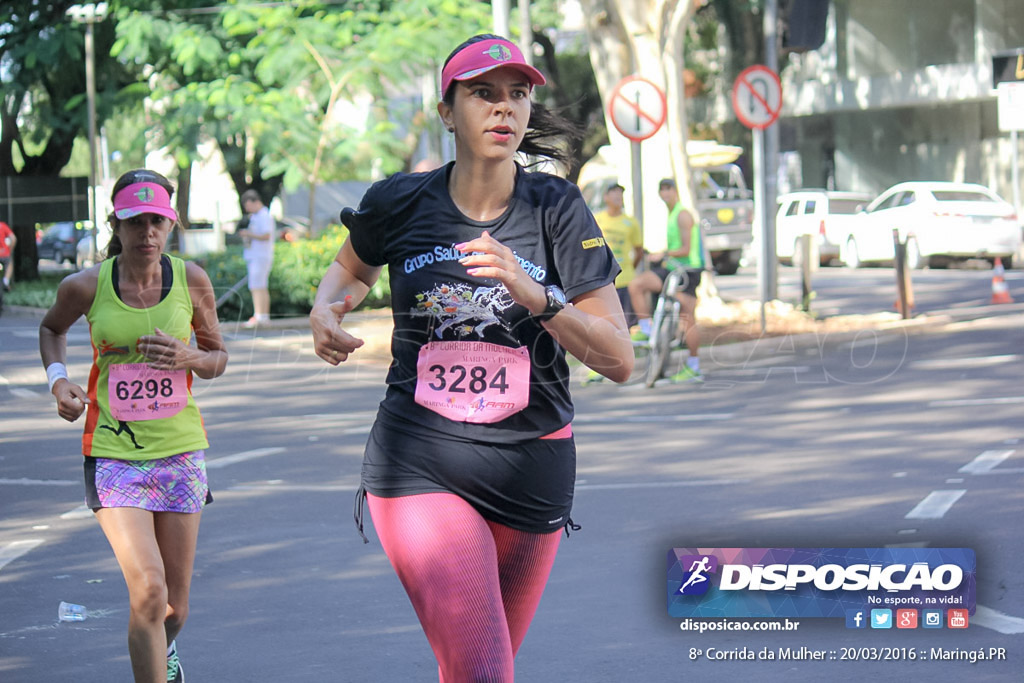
[627,177,704,382]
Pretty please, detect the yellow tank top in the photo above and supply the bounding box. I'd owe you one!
[83,255,209,459]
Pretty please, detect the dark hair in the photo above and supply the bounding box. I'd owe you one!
[106,169,175,258]
[240,189,262,204]
[658,178,677,190]
[442,34,582,170]
[605,183,625,194]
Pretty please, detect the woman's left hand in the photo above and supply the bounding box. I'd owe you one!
[137,327,189,370]
[457,231,546,314]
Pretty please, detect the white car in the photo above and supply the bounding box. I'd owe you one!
[776,190,872,266]
[841,182,1021,269]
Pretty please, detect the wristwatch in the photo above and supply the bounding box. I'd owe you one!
[536,284,567,321]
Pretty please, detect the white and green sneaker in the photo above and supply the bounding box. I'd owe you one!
[167,641,184,682]
[668,365,704,383]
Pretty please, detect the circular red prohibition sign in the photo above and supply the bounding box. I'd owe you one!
[608,75,667,142]
[732,65,782,130]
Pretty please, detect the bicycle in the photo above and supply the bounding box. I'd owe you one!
[642,267,696,388]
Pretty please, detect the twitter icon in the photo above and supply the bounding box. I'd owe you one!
[870,609,893,629]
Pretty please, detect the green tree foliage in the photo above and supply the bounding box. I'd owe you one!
[0,0,141,176]
[113,0,491,216]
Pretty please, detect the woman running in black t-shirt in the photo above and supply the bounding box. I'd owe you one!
[310,34,634,682]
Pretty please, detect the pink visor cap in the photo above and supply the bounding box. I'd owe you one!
[113,182,178,221]
[441,38,546,98]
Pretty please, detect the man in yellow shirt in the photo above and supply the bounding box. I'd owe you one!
[584,183,643,384]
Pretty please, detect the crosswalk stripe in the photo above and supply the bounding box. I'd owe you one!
[905,490,966,519]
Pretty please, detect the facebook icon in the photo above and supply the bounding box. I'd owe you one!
[846,609,867,629]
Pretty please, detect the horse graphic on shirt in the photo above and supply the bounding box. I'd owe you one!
[412,282,515,338]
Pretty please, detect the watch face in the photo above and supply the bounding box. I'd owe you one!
[539,285,566,320]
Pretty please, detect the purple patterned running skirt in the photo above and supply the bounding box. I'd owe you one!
[84,450,212,512]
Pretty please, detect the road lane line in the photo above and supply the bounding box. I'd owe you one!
[206,447,286,469]
[573,414,734,423]
[576,479,747,490]
[0,478,77,486]
[0,540,45,573]
[929,396,1024,407]
[9,387,39,398]
[226,479,747,494]
[973,605,1024,634]
[958,450,1014,474]
[910,355,1018,369]
[60,506,93,520]
[904,490,966,519]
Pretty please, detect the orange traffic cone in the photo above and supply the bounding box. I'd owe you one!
[990,257,1014,304]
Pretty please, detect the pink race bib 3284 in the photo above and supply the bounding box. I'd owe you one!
[415,341,530,424]
[108,363,188,422]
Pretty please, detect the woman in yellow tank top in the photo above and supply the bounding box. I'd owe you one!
[39,169,228,683]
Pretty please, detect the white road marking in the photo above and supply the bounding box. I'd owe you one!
[711,366,813,376]
[0,478,77,486]
[206,447,286,469]
[929,396,1024,407]
[0,540,45,572]
[60,506,93,520]
[958,450,1014,474]
[904,490,966,519]
[229,483,360,492]
[576,479,747,491]
[574,413,734,423]
[910,355,1018,369]
[9,388,39,398]
[973,605,1024,634]
[227,479,746,494]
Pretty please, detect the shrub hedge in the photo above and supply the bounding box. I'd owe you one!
[201,224,391,321]
[6,226,391,321]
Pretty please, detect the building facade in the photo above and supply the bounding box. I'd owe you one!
[778,0,1023,208]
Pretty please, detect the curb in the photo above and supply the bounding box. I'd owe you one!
[702,307,1022,369]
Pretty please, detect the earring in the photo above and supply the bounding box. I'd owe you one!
[447,127,454,133]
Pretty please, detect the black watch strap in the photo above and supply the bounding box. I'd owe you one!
[536,285,567,321]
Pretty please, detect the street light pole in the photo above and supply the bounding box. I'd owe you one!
[67,3,108,265]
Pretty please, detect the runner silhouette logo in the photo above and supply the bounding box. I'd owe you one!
[676,555,719,595]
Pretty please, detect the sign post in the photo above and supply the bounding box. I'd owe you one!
[608,76,667,236]
[994,49,1024,219]
[732,65,782,333]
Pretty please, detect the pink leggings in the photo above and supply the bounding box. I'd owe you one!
[366,492,563,682]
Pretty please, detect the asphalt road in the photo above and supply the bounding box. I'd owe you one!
[1,299,1022,681]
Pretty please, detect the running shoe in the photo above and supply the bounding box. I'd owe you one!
[581,369,605,386]
[630,328,650,342]
[167,641,184,683]
[668,365,703,383]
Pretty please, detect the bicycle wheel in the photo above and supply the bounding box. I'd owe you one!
[645,300,679,387]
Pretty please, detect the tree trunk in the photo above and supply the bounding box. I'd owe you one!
[174,161,192,252]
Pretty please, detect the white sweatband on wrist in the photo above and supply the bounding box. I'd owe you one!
[46,362,69,391]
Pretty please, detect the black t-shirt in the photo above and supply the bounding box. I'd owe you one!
[342,162,619,443]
